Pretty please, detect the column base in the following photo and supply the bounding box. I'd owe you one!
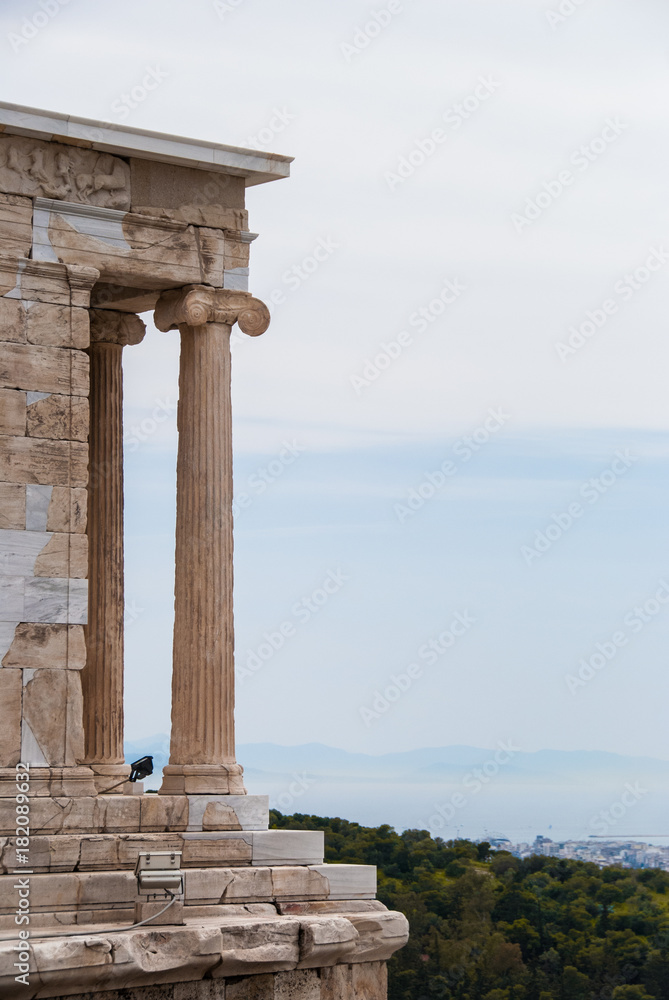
[159,763,246,795]
[86,762,133,794]
[0,765,97,798]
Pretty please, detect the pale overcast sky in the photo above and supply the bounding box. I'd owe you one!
[2,0,669,760]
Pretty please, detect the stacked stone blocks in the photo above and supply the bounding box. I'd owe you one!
[0,260,96,793]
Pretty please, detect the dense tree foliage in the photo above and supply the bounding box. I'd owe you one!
[271,811,669,999]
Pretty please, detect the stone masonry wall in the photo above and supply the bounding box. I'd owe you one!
[44,962,387,1000]
[0,256,95,775]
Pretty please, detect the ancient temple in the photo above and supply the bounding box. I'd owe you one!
[0,103,408,999]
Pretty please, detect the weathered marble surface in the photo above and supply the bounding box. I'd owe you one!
[25,483,52,530]
[22,667,86,764]
[246,831,325,867]
[0,341,88,395]
[0,864,380,920]
[26,392,88,441]
[31,200,231,291]
[0,295,90,349]
[83,310,145,791]
[0,256,99,305]
[0,482,24,528]
[308,866,377,900]
[154,287,270,797]
[0,668,21,765]
[2,622,86,669]
[14,576,88,624]
[0,527,50,574]
[12,962,387,1000]
[187,795,269,832]
[0,795,298,839]
[0,193,32,258]
[0,257,95,777]
[0,435,88,486]
[0,387,24,434]
[0,101,291,197]
[0,136,130,209]
[0,907,405,998]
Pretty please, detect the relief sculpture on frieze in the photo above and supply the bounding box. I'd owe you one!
[0,135,130,209]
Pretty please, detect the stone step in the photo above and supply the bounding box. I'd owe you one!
[0,792,270,835]
[0,862,377,926]
[0,828,324,873]
[0,906,408,998]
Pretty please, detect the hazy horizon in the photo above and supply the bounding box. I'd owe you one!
[124,734,669,843]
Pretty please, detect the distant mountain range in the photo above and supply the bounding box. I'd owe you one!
[124,736,669,781]
[123,738,669,843]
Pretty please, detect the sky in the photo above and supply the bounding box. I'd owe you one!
[2,0,669,760]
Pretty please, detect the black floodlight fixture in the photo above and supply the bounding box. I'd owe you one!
[129,755,154,783]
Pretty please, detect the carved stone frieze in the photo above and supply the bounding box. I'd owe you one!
[0,136,130,210]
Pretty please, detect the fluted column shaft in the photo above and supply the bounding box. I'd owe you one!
[154,286,269,796]
[82,310,145,793]
[172,323,235,762]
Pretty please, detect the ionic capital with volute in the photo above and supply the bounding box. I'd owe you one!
[154,286,270,337]
[89,309,146,347]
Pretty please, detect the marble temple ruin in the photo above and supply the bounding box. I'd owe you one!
[0,103,408,999]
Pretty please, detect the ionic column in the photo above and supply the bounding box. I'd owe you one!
[82,309,145,792]
[154,286,270,795]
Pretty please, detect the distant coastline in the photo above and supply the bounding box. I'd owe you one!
[125,737,669,846]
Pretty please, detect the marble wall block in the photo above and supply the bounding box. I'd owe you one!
[0,668,21,766]
[22,667,85,765]
[0,296,90,349]
[26,392,88,441]
[2,622,86,670]
[0,342,88,395]
[46,486,87,533]
[0,388,25,434]
[0,482,24,528]
[0,436,88,486]
[0,193,32,259]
